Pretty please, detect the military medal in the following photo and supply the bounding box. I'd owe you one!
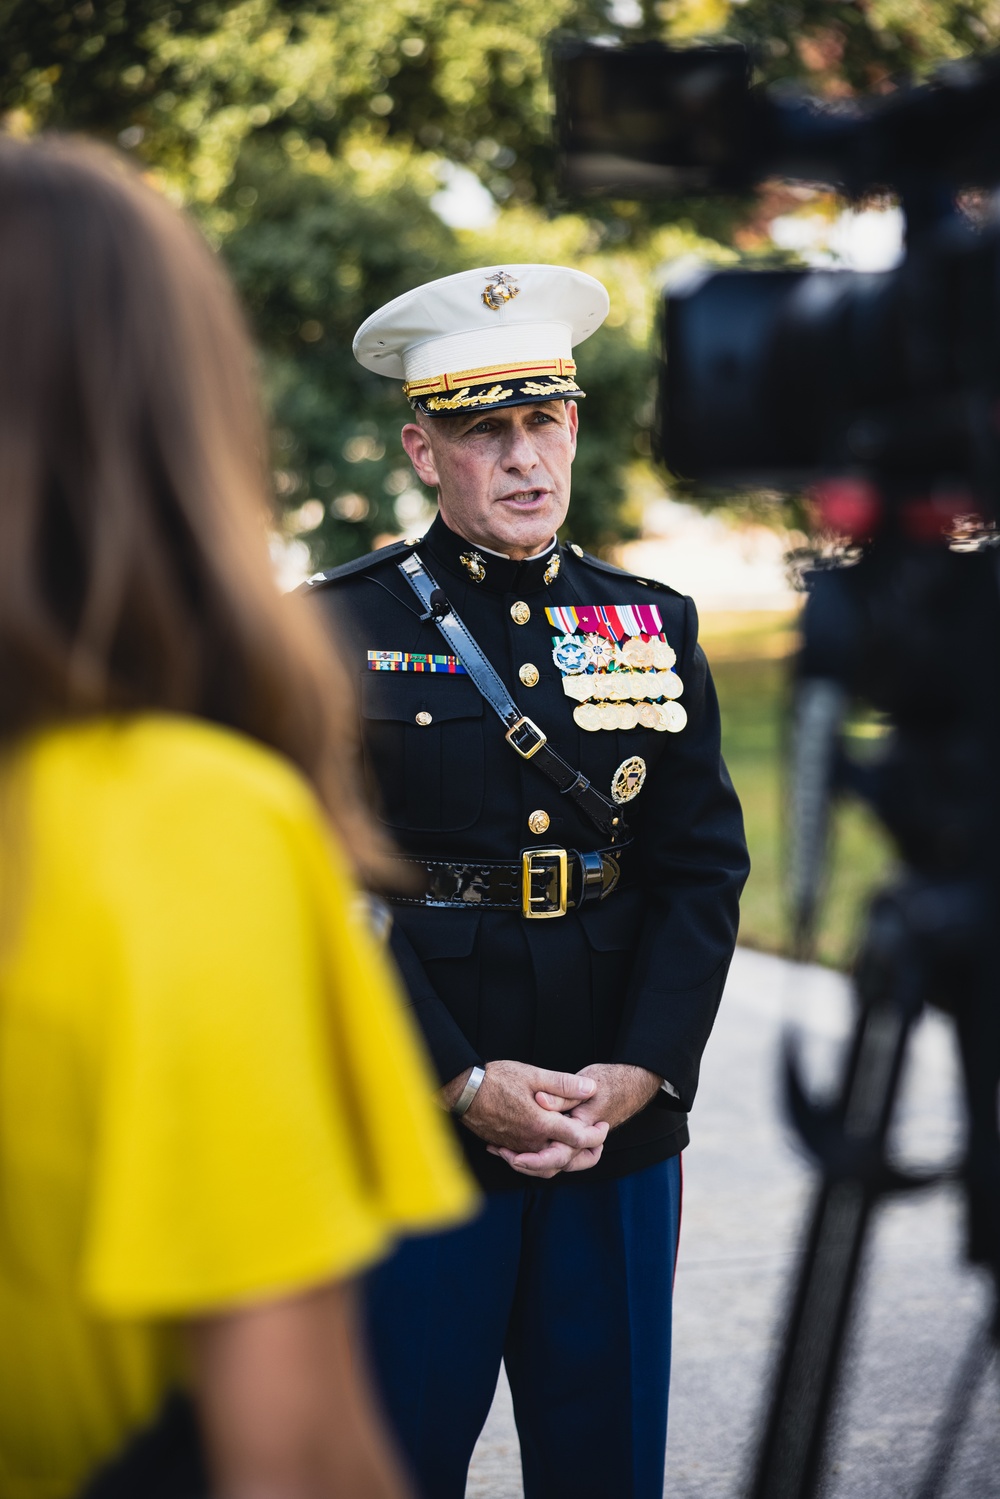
[611,756,647,804]
[584,634,617,670]
[574,703,602,731]
[619,637,653,669]
[553,636,589,674]
[546,603,688,735]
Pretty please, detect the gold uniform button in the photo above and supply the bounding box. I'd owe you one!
[528,809,551,835]
[510,601,531,625]
[415,711,433,726]
[519,663,540,688]
[569,543,584,557]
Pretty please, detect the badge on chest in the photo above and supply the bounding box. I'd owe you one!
[545,605,687,734]
[367,651,467,674]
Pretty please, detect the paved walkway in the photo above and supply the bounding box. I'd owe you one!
[465,946,1000,1498]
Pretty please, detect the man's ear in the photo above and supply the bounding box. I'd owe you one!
[401,421,440,489]
[565,400,580,460]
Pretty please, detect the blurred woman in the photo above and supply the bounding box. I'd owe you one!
[0,135,474,1499]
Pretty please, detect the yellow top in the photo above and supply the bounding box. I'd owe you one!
[0,715,475,1499]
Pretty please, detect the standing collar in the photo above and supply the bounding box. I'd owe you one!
[420,512,562,596]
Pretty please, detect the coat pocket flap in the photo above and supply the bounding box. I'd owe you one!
[361,671,484,724]
[394,905,482,960]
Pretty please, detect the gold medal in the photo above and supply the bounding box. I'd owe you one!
[617,703,639,731]
[611,755,647,804]
[637,702,660,729]
[650,638,677,670]
[620,637,653,669]
[652,705,670,732]
[661,701,688,733]
[574,703,602,732]
[661,672,684,700]
[597,702,620,730]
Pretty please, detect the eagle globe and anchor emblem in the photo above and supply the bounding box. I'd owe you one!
[482,270,520,311]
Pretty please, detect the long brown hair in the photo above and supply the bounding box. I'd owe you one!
[0,134,384,876]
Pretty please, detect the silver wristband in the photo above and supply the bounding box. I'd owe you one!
[451,1065,486,1118]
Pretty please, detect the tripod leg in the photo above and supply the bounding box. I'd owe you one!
[749,974,918,1499]
[912,1321,994,1499]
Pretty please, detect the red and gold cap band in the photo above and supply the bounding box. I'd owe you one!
[403,359,584,416]
[403,357,578,398]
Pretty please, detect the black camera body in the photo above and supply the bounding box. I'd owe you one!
[555,41,1000,497]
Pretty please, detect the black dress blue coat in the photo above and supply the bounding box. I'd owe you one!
[309,512,749,1191]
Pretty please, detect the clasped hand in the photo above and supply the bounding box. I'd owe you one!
[441,1059,661,1180]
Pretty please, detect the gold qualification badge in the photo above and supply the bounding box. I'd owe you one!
[611,756,647,805]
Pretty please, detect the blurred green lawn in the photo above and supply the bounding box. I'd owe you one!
[701,611,894,969]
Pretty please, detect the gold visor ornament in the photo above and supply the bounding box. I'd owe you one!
[611,756,647,805]
[460,550,487,583]
[482,269,519,311]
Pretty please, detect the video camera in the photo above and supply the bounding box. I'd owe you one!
[556,41,1000,496]
[555,39,1000,1499]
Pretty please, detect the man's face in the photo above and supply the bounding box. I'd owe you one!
[400,400,578,561]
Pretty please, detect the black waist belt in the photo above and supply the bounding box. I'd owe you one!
[389,844,629,918]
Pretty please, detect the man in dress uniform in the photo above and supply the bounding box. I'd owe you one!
[306,264,749,1499]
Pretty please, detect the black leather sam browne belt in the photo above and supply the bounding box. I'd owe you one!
[394,552,633,918]
[391,845,627,918]
[398,552,628,845]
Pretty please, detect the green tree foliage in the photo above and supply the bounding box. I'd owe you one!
[222,137,457,561]
[2,0,998,562]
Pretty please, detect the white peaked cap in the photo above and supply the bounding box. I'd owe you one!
[353,264,610,416]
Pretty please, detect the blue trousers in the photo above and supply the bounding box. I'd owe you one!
[363,1155,682,1499]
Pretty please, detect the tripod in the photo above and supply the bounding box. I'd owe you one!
[748,539,1000,1499]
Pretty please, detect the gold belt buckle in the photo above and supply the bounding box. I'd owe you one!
[505,716,547,759]
[521,847,568,919]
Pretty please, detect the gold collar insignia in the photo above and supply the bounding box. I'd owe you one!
[459,550,487,583]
